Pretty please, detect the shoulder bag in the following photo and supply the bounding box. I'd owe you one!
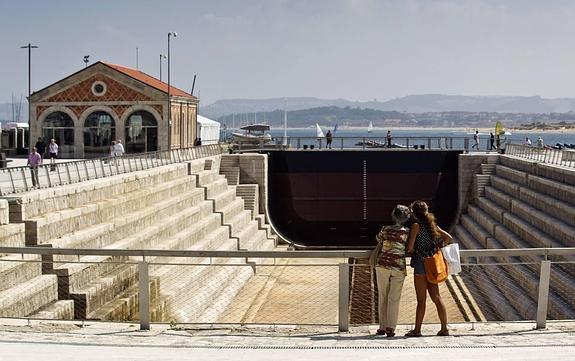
[423,249,448,284]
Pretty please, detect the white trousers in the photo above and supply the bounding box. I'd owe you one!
[375,267,406,330]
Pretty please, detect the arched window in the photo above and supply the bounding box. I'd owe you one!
[42,111,75,158]
[125,110,158,153]
[83,111,116,158]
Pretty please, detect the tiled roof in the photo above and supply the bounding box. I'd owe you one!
[103,62,196,100]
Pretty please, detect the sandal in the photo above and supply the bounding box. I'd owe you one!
[385,328,395,337]
[437,329,450,336]
[405,330,422,337]
[376,329,386,335]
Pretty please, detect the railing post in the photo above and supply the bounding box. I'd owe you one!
[139,261,150,331]
[536,260,551,329]
[338,262,349,332]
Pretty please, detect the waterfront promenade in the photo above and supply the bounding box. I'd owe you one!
[0,318,573,360]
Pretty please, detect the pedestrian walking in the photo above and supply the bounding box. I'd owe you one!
[27,147,42,187]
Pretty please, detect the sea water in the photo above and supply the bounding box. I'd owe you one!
[245,128,575,149]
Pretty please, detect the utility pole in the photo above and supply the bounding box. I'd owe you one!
[20,43,38,149]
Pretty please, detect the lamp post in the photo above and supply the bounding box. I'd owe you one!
[159,54,166,81]
[167,32,177,150]
[20,43,38,149]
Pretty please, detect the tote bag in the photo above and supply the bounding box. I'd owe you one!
[441,243,461,275]
[423,250,448,284]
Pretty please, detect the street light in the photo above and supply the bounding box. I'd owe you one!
[159,54,166,81]
[20,43,38,149]
[167,31,177,150]
[83,55,90,68]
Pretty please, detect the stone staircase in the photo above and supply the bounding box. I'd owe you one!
[3,155,276,322]
[219,155,240,186]
[454,155,575,320]
[0,199,74,319]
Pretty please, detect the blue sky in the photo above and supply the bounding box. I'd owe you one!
[2,0,575,106]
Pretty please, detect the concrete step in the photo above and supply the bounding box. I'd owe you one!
[518,187,575,228]
[220,167,240,186]
[0,254,43,292]
[0,223,26,250]
[0,274,59,317]
[71,264,139,319]
[509,197,575,246]
[463,267,522,321]
[490,175,520,198]
[226,210,254,239]
[496,164,575,206]
[87,277,162,321]
[495,164,529,186]
[480,163,497,174]
[501,212,561,248]
[203,178,231,199]
[9,164,189,221]
[459,215,494,249]
[49,187,206,255]
[477,197,505,224]
[54,200,214,294]
[211,188,240,211]
[28,300,75,320]
[454,223,483,250]
[24,175,197,245]
[500,155,575,186]
[218,198,246,224]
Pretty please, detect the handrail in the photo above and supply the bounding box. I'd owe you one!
[0,246,573,259]
[506,143,575,168]
[234,136,478,152]
[0,144,225,196]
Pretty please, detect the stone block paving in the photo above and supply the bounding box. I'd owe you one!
[0,318,574,361]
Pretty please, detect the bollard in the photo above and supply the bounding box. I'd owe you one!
[338,263,349,332]
[139,261,150,331]
[536,260,551,329]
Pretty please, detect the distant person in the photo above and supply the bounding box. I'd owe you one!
[496,133,501,150]
[35,137,47,157]
[48,138,58,171]
[109,141,117,157]
[194,138,202,146]
[472,130,479,150]
[27,147,42,187]
[536,136,544,148]
[525,137,532,146]
[372,205,411,337]
[115,140,125,156]
[386,130,392,148]
[326,130,333,149]
[405,200,453,337]
[489,132,496,150]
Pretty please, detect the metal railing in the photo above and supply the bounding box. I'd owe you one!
[236,136,464,151]
[0,246,572,331]
[506,143,575,168]
[232,136,499,153]
[0,144,225,196]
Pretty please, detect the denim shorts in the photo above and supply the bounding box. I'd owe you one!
[411,256,426,275]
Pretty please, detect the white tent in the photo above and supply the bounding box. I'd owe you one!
[197,115,221,145]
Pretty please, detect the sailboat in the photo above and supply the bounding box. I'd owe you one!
[316,123,325,138]
[367,121,373,133]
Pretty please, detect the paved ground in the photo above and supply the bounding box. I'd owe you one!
[0,318,574,360]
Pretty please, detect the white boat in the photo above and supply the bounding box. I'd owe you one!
[316,123,325,138]
[231,124,272,143]
[367,121,373,133]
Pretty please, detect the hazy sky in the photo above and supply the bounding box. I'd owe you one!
[2,0,575,106]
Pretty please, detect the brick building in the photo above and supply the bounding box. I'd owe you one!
[29,61,198,158]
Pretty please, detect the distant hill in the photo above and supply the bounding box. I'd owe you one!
[202,94,575,118]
